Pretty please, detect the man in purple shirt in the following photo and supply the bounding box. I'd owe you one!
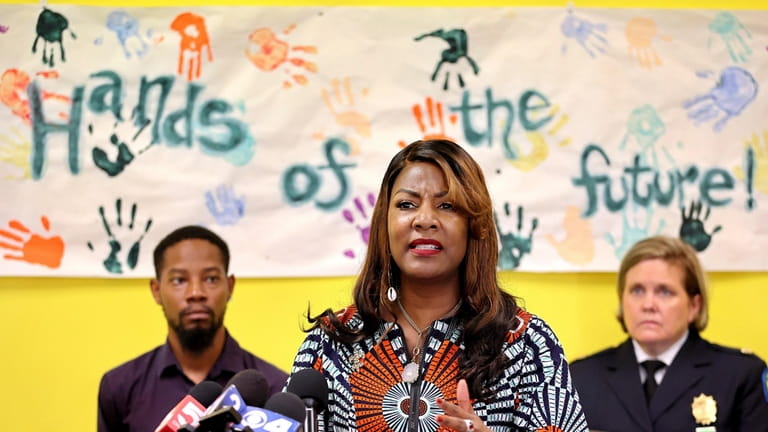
[97,226,288,432]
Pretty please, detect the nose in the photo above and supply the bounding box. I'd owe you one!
[413,205,438,230]
[185,279,207,302]
[640,292,657,311]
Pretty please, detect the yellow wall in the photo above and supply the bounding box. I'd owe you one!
[1,0,767,431]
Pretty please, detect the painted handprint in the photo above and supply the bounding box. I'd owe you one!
[1,68,70,125]
[625,17,670,69]
[89,120,152,177]
[205,184,245,226]
[170,12,212,81]
[398,97,458,148]
[708,11,752,63]
[606,204,665,260]
[415,28,479,91]
[321,77,371,155]
[0,24,8,34]
[245,25,317,88]
[683,66,757,133]
[87,199,153,274]
[495,203,538,270]
[679,200,721,252]
[561,9,608,57]
[0,127,31,179]
[32,7,77,67]
[342,192,376,259]
[0,216,64,269]
[545,205,594,266]
[508,104,571,172]
[106,10,149,59]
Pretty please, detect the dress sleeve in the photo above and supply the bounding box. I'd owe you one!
[509,315,589,432]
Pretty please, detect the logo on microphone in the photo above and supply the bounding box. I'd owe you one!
[241,409,269,428]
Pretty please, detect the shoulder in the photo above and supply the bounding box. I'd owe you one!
[570,345,621,371]
[505,309,559,345]
[99,345,164,396]
[702,338,767,369]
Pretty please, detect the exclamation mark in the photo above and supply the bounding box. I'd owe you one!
[745,146,755,210]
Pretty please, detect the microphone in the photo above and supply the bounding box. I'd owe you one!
[233,391,306,432]
[195,369,269,432]
[177,382,225,432]
[155,381,224,432]
[286,368,328,432]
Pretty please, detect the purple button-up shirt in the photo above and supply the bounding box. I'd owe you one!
[97,331,288,432]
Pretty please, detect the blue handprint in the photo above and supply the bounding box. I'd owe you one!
[707,11,752,63]
[205,184,245,226]
[620,105,666,169]
[495,203,538,270]
[561,10,608,58]
[683,66,757,132]
[87,198,153,274]
[679,200,721,252]
[106,10,149,59]
[414,28,480,91]
[341,192,376,259]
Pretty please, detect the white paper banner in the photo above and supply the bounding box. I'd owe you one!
[0,4,766,276]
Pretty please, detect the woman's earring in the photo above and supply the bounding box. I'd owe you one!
[387,286,398,302]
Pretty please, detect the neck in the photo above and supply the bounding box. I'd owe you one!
[396,286,461,330]
[167,327,227,383]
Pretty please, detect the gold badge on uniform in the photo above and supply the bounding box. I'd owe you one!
[691,393,717,425]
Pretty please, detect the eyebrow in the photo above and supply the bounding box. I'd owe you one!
[393,188,449,198]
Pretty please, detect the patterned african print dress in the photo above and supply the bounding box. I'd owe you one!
[290,306,588,432]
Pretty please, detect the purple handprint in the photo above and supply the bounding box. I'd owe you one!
[342,192,376,258]
[683,66,757,132]
[561,10,608,57]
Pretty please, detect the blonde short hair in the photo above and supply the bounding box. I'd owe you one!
[616,235,709,332]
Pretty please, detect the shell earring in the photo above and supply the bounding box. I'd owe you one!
[387,286,398,302]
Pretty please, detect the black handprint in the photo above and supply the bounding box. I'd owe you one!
[494,203,538,270]
[679,200,721,252]
[87,198,153,274]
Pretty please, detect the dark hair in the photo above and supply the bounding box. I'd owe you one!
[309,139,519,401]
[153,225,230,279]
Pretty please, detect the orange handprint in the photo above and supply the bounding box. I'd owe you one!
[0,68,69,125]
[398,97,458,148]
[625,17,671,69]
[170,12,212,81]
[245,25,317,88]
[321,77,371,154]
[0,216,65,268]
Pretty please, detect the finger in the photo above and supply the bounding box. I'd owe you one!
[456,379,472,412]
[436,416,475,432]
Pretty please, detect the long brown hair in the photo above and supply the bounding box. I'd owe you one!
[309,139,519,401]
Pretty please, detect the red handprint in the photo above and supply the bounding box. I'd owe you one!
[398,97,457,148]
[0,216,65,268]
[170,12,213,81]
[245,25,317,88]
[0,68,69,125]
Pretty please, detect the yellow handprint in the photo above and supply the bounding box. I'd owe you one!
[508,104,571,172]
[0,127,31,179]
[321,77,371,155]
[545,205,595,265]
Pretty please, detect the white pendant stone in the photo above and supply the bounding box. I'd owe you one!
[402,362,419,383]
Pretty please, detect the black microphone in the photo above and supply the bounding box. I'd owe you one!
[156,381,224,432]
[195,369,270,432]
[177,381,225,432]
[286,368,328,432]
[230,392,306,432]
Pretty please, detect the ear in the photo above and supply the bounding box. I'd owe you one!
[150,278,162,305]
[227,275,235,301]
[688,293,702,324]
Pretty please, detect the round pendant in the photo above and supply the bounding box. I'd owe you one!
[402,362,419,383]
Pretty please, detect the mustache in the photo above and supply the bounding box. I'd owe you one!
[179,305,215,318]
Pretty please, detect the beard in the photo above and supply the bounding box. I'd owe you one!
[168,305,224,354]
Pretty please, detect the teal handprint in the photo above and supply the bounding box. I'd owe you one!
[495,203,538,270]
[87,198,152,274]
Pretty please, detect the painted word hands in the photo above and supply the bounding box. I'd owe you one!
[495,203,538,270]
[679,200,721,252]
[0,216,65,269]
[87,198,152,274]
[205,184,245,226]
